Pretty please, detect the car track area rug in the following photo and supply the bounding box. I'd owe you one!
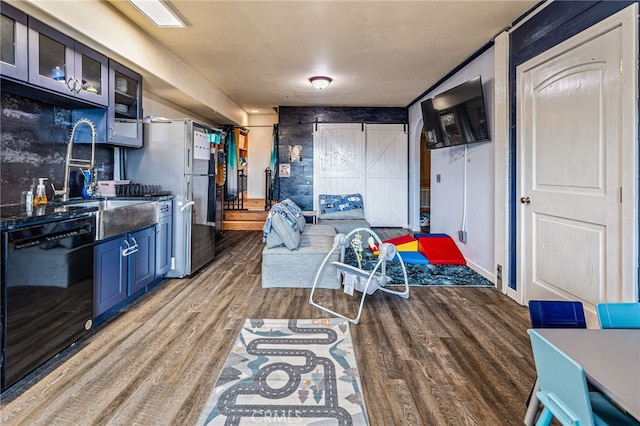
[197,318,369,425]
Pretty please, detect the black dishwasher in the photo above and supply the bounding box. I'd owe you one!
[1,214,96,392]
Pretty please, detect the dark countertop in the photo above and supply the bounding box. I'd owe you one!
[0,203,98,230]
[0,195,174,231]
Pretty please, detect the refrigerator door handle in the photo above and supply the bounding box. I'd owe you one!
[180,201,195,212]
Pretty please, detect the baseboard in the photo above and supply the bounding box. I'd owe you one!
[506,287,522,305]
[465,259,495,286]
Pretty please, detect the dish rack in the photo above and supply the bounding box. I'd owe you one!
[115,183,171,197]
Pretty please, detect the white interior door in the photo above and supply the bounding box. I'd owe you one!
[365,124,408,227]
[517,5,637,321]
[313,123,365,211]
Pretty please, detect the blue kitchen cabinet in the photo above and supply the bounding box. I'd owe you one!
[94,236,128,316]
[94,226,156,317]
[129,226,155,295]
[2,6,146,148]
[107,60,143,148]
[155,200,173,277]
[0,3,28,81]
[27,18,108,106]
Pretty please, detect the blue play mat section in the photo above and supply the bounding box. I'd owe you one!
[344,248,492,287]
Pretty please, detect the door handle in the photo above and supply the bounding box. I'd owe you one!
[520,196,531,204]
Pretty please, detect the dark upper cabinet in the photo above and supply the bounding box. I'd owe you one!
[27,18,108,106]
[108,60,143,147]
[0,2,28,81]
[1,7,143,147]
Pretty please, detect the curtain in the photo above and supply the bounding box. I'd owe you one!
[270,124,278,183]
[225,129,237,200]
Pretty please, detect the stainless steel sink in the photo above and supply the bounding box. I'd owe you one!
[65,199,159,240]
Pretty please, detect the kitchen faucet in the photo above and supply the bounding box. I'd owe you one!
[52,118,96,202]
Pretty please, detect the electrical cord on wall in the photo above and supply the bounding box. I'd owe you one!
[459,145,468,243]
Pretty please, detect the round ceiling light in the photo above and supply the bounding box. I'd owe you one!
[309,76,332,90]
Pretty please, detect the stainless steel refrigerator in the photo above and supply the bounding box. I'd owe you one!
[125,119,217,278]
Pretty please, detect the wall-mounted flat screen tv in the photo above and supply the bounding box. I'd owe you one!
[420,76,490,150]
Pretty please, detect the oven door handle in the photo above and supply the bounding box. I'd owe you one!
[11,224,93,250]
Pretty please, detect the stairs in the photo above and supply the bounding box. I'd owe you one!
[222,198,269,231]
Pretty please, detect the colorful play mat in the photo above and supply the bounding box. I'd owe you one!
[371,233,466,265]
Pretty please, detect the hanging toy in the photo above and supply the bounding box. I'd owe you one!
[367,236,379,255]
[351,232,363,261]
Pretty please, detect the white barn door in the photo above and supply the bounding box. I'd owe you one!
[517,5,637,321]
[313,123,365,211]
[365,124,408,227]
[314,123,409,227]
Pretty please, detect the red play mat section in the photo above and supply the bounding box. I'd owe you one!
[417,235,466,265]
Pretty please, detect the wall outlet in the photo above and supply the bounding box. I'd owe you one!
[436,174,441,183]
[458,230,467,243]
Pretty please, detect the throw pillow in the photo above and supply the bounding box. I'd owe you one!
[280,198,306,232]
[318,193,365,220]
[271,207,300,250]
[265,229,285,248]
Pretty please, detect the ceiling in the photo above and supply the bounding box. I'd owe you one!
[106,0,540,116]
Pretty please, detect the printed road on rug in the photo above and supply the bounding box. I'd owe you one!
[198,318,369,425]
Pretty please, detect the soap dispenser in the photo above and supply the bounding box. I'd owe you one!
[34,178,48,205]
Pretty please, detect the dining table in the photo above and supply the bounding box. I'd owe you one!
[529,328,640,423]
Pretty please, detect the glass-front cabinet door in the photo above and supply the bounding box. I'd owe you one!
[28,18,107,106]
[74,43,108,105]
[108,60,143,147]
[0,3,28,81]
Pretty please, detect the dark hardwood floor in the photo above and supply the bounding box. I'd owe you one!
[0,230,536,425]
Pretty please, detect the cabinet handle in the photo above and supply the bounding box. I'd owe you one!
[75,78,82,94]
[66,77,75,92]
[122,238,139,256]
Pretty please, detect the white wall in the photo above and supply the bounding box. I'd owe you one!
[247,114,278,199]
[408,47,496,280]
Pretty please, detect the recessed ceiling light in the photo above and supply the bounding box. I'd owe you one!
[129,0,187,27]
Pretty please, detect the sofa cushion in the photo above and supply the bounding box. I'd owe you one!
[302,224,338,237]
[261,227,340,289]
[318,193,365,219]
[318,218,371,235]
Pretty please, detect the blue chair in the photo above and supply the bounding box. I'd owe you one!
[528,329,638,426]
[596,303,640,329]
[529,300,587,329]
[525,300,587,426]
